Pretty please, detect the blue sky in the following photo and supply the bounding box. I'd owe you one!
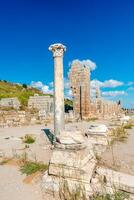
[0,0,133,107]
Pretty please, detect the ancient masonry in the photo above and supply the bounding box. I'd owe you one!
[28,94,53,113]
[69,62,121,119]
[0,97,20,109]
[68,61,91,119]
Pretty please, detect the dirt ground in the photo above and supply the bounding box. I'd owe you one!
[0,124,52,200]
[0,120,134,200]
[100,126,134,175]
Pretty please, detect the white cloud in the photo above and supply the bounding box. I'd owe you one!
[31,81,43,89]
[91,79,103,89]
[91,79,124,89]
[90,88,97,98]
[64,78,70,89]
[31,81,53,94]
[127,87,134,91]
[127,82,134,86]
[102,90,127,97]
[66,89,73,98]
[49,82,54,87]
[102,79,124,88]
[71,59,97,71]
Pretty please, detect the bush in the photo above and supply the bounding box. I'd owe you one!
[123,123,133,129]
[23,134,35,144]
[20,161,48,175]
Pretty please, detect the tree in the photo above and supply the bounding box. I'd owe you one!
[22,83,27,89]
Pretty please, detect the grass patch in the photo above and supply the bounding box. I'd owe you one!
[23,134,35,144]
[91,191,129,200]
[20,161,48,175]
[59,179,129,200]
[123,123,133,129]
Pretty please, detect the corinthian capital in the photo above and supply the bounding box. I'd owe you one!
[49,43,66,57]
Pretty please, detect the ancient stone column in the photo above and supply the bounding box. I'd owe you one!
[49,43,66,136]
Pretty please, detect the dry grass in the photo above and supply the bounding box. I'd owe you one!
[59,180,87,200]
[123,123,133,129]
[110,126,128,143]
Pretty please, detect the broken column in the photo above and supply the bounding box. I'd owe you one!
[49,43,66,136]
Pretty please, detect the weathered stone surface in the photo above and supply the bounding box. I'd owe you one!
[96,167,134,194]
[85,124,110,155]
[49,43,66,136]
[87,124,108,135]
[28,94,53,113]
[68,61,90,119]
[42,172,93,198]
[0,97,20,109]
[42,131,96,197]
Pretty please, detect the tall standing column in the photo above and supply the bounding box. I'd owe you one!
[49,43,66,136]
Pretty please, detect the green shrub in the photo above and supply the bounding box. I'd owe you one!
[23,134,35,144]
[20,161,48,175]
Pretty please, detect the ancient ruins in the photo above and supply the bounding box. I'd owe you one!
[28,94,53,113]
[68,61,90,119]
[41,43,134,200]
[69,61,121,120]
[0,43,134,200]
[0,97,20,110]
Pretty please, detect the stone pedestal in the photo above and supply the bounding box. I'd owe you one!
[42,131,96,199]
[86,124,110,155]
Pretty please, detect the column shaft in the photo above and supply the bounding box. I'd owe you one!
[54,56,64,135]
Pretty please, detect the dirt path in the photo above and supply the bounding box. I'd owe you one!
[100,127,134,175]
[0,125,52,200]
[0,165,43,200]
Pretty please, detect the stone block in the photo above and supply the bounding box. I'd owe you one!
[96,167,134,194]
[42,131,97,197]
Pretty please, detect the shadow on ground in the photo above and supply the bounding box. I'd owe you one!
[42,129,55,144]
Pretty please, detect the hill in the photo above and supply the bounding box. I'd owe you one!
[0,80,73,110]
[0,80,44,106]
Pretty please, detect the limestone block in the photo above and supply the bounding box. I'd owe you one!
[42,131,97,197]
[96,167,134,194]
[42,172,93,198]
[49,147,96,183]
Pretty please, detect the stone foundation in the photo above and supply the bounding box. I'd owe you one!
[0,110,53,128]
[41,131,96,198]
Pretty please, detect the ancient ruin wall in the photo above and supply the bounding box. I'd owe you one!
[68,62,91,119]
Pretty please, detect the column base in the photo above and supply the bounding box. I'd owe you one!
[41,131,96,199]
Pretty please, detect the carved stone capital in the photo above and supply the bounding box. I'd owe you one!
[49,43,66,57]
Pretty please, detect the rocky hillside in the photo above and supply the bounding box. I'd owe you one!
[0,80,44,106]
